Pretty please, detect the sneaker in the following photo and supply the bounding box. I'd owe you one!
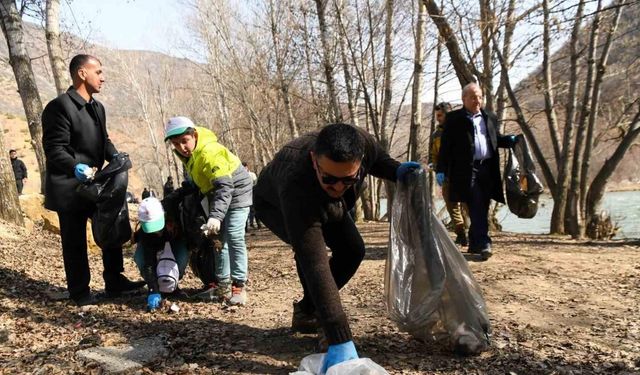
[228,285,247,305]
[104,275,146,298]
[191,281,231,302]
[292,302,319,333]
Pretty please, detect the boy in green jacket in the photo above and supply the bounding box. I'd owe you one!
[164,116,253,305]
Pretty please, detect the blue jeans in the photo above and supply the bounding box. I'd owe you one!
[216,207,250,285]
[134,239,190,279]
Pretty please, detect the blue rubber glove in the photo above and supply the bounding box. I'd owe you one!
[436,172,445,186]
[322,341,359,373]
[74,163,91,182]
[396,161,422,181]
[147,293,162,311]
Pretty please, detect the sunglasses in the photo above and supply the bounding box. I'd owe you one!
[315,159,361,186]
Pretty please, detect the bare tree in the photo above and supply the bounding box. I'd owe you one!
[0,0,46,194]
[45,0,68,95]
[0,124,23,225]
[408,0,426,161]
[315,0,343,122]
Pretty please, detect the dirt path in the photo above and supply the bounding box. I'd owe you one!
[0,220,638,374]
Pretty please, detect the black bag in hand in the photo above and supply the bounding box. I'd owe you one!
[504,135,544,219]
[76,153,133,249]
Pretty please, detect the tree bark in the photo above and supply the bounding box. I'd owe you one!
[495,0,515,122]
[479,0,494,111]
[541,0,562,168]
[45,0,68,95]
[334,0,358,125]
[0,124,24,226]
[408,0,426,162]
[315,0,343,123]
[0,0,46,195]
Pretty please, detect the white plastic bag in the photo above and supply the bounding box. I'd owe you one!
[291,353,389,375]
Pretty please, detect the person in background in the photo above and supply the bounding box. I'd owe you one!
[428,102,468,246]
[142,187,151,200]
[242,162,261,230]
[163,176,175,198]
[41,54,145,306]
[254,123,421,372]
[133,197,189,311]
[436,83,517,260]
[9,149,27,195]
[164,116,253,305]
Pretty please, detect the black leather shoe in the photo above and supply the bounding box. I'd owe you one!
[105,275,146,298]
[73,293,99,307]
[455,232,468,246]
[480,245,492,261]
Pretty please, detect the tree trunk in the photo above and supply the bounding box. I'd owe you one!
[315,0,343,123]
[269,0,299,138]
[586,110,640,220]
[495,0,515,122]
[428,35,442,202]
[45,0,68,95]
[0,124,23,226]
[541,0,562,168]
[565,0,602,239]
[424,0,476,87]
[0,0,47,195]
[479,0,494,111]
[408,0,426,162]
[301,6,322,127]
[334,0,358,125]
[582,0,624,228]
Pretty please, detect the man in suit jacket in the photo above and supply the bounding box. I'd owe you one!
[42,54,144,306]
[436,83,516,260]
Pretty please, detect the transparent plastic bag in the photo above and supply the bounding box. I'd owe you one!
[384,169,491,355]
[504,134,544,218]
[291,353,389,375]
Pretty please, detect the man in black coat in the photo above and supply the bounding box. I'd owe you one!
[9,149,27,194]
[42,54,144,306]
[436,83,516,260]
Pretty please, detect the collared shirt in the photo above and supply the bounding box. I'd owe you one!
[468,111,491,160]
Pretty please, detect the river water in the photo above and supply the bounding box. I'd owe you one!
[381,190,640,239]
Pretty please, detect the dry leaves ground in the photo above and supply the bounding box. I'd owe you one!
[0,219,639,374]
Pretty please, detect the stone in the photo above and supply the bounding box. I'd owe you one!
[76,336,168,373]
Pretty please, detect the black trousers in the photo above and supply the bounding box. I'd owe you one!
[15,179,23,195]
[255,196,366,312]
[468,160,493,250]
[57,209,124,300]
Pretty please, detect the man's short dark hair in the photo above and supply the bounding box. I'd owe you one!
[434,102,452,113]
[314,123,365,162]
[9,149,16,153]
[69,54,101,77]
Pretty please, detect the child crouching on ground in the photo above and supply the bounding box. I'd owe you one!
[134,197,189,311]
[164,116,252,305]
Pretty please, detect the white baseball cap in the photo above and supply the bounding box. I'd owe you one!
[138,197,165,233]
[164,116,195,141]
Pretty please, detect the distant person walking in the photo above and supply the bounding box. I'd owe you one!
[429,102,468,246]
[163,176,175,197]
[436,83,517,260]
[41,54,145,306]
[9,149,27,195]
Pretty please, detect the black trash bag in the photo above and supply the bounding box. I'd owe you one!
[76,153,132,249]
[504,134,544,218]
[385,169,491,355]
[178,191,219,286]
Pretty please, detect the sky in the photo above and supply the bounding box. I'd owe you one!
[59,0,192,56]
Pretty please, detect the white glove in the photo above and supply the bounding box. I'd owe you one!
[200,218,221,236]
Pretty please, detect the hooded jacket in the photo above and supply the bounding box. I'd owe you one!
[174,126,252,220]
